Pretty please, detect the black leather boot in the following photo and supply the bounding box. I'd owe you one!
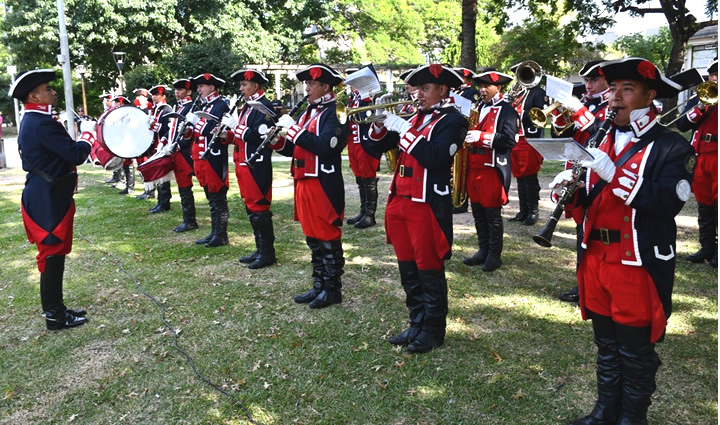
[615,343,661,425]
[482,207,503,272]
[355,177,377,229]
[294,237,324,303]
[463,203,488,266]
[347,176,367,225]
[687,202,716,263]
[205,189,229,247]
[309,239,344,309]
[407,268,447,353]
[173,186,198,232]
[105,169,121,185]
[389,261,424,346]
[41,256,88,331]
[712,203,718,268]
[248,211,276,269]
[508,177,528,222]
[118,165,134,194]
[241,209,260,263]
[559,286,580,302]
[136,184,155,200]
[196,188,214,245]
[149,181,171,213]
[570,314,622,425]
[522,174,540,226]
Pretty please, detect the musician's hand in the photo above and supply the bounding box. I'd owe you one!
[555,91,583,113]
[383,112,411,135]
[185,112,200,126]
[182,125,193,139]
[580,148,616,182]
[375,93,393,105]
[150,119,161,133]
[221,115,238,129]
[464,130,481,144]
[277,114,296,128]
[549,169,576,200]
[233,124,248,141]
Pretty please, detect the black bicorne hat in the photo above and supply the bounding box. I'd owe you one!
[9,69,57,100]
[231,69,269,85]
[599,58,682,98]
[295,63,343,86]
[191,73,226,88]
[406,64,463,88]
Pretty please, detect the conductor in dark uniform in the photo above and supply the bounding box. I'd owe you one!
[12,69,92,330]
[552,58,693,425]
[222,69,278,269]
[269,64,348,309]
[183,73,231,247]
[368,64,468,353]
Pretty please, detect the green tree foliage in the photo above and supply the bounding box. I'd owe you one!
[612,27,673,72]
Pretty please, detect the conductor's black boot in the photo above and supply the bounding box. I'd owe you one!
[295,237,324,303]
[389,261,424,346]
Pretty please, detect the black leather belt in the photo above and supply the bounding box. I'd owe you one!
[398,165,413,177]
[703,133,718,142]
[468,146,487,155]
[589,228,621,245]
[294,159,305,167]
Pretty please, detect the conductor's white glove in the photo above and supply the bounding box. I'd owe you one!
[220,115,238,129]
[375,93,394,105]
[277,114,296,128]
[185,112,199,126]
[383,112,411,135]
[464,130,481,144]
[580,148,616,182]
[555,91,584,113]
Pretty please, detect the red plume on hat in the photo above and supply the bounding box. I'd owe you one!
[157,86,164,94]
[244,70,255,81]
[429,64,443,78]
[309,67,322,80]
[490,72,499,82]
[463,69,471,77]
[637,61,656,80]
[185,81,191,89]
[203,73,211,81]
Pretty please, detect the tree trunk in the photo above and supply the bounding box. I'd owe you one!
[460,0,477,69]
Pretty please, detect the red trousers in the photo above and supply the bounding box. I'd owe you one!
[235,165,271,212]
[295,179,342,241]
[691,152,718,205]
[22,202,75,273]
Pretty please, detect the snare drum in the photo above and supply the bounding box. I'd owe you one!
[138,152,174,184]
[97,106,154,158]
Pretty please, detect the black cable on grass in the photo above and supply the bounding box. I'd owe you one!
[77,202,261,425]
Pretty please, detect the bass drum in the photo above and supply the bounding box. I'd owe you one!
[96,105,154,159]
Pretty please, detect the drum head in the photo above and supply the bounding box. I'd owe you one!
[98,106,154,158]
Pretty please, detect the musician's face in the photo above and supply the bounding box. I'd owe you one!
[304,80,331,103]
[479,83,499,103]
[240,81,260,99]
[710,72,718,83]
[416,83,447,110]
[405,83,417,96]
[196,83,215,99]
[609,79,656,126]
[584,76,608,96]
[28,83,57,106]
[151,93,165,104]
[175,88,190,99]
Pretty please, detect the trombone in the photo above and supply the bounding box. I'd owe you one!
[336,100,420,125]
[507,60,543,105]
[658,81,717,127]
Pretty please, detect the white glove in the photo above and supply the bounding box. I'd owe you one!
[277,114,296,128]
[185,112,199,126]
[375,93,394,105]
[383,112,411,135]
[580,148,616,182]
[555,91,584,113]
[79,120,96,133]
[549,169,576,200]
[159,142,174,156]
[464,130,481,144]
[220,114,238,129]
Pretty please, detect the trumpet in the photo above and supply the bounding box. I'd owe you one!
[658,81,717,127]
[336,100,420,125]
[528,101,563,128]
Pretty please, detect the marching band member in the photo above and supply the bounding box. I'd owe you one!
[106,95,138,196]
[132,89,157,200]
[221,69,278,269]
[269,63,348,309]
[550,58,693,425]
[507,61,547,226]
[345,66,382,229]
[676,58,718,268]
[556,60,612,303]
[368,64,468,353]
[454,67,480,102]
[99,92,122,186]
[170,79,199,233]
[462,70,518,272]
[147,84,173,214]
[12,69,92,330]
[183,73,231,247]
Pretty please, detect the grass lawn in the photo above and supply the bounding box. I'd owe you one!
[0,159,716,425]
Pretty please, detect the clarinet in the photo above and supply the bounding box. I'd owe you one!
[532,107,618,247]
[200,98,243,160]
[167,96,201,153]
[245,96,308,168]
